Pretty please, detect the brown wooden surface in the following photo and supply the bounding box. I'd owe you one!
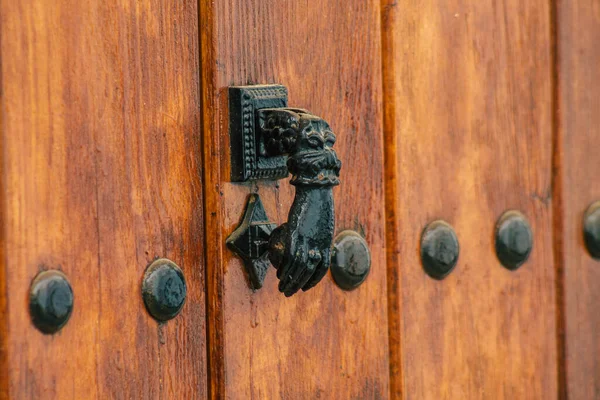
[1,0,597,398]
[555,0,600,398]
[200,0,390,398]
[382,0,558,398]
[0,0,206,398]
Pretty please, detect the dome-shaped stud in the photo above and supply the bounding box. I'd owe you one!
[331,230,371,290]
[420,220,460,280]
[142,258,187,322]
[29,270,74,334]
[583,201,600,260]
[495,210,533,270]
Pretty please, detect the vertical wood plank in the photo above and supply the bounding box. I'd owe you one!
[555,0,600,398]
[200,1,390,398]
[0,0,206,397]
[382,0,558,398]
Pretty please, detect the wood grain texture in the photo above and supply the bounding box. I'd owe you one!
[382,0,558,398]
[0,0,206,398]
[200,0,389,398]
[555,0,600,398]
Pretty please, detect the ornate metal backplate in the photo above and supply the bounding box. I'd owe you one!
[229,85,289,181]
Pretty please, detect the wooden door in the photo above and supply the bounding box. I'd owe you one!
[0,0,207,398]
[1,0,600,399]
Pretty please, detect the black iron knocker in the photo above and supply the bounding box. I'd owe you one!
[226,85,341,297]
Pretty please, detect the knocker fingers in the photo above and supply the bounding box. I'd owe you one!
[282,249,321,297]
[278,245,308,295]
[302,247,331,292]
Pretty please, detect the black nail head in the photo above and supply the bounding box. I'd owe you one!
[331,230,371,291]
[584,201,600,260]
[142,258,187,322]
[29,270,74,334]
[495,210,533,270]
[420,220,460,280]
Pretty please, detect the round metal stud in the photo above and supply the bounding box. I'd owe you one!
[331,230,371,291]
[583,201,600,260]
[420,220,460,280]
[29,270,74,334]
[495,210,533,270]
[142,258,187,322]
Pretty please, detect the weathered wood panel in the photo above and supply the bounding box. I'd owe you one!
[382,1,557,398]
[555,0,600,398]
[0,0,206,397]
[200,0,390,398]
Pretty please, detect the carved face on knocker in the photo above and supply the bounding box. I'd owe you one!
[287,111,342,187]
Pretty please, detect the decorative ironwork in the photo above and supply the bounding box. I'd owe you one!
[227,86,342,296]
[226,194,276,289]
[330,231,371,291]
[229,85,289,181]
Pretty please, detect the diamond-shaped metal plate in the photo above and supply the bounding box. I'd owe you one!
[226,194,277,289]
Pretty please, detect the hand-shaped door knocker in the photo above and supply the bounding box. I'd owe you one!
[226,85,342,297]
